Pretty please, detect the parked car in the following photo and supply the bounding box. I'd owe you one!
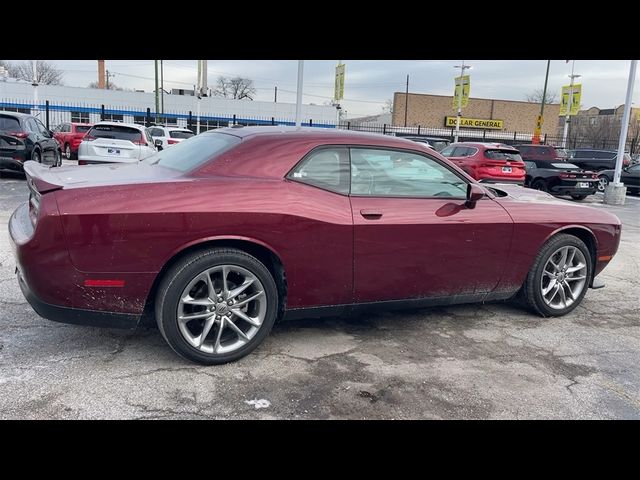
[11,127,621,365]
[596,163,640,194]
[567,149,631,171]
[514,144,569,162]
[77,122,157,165]
[147,125,195,150]
[440,142,526,184]
[53,122,93,160]
[523,160,599,200]
[0,112,62,173]
[396,135,451,152]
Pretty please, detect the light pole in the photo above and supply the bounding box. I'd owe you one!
[453,62,471,143]
[404,74,409,127]
[32,60,39,119]
[533,60,551,144]
[295,60,304,129]
[604,60,638,206]
[562,60,581,148]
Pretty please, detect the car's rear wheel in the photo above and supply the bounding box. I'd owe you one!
[532,179,548,192]
[597,175,609,192]
[520,233,592,317]
[155,248,278,365]
[570,194,588,200]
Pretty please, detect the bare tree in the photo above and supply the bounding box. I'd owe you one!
[525,89,558,104]
[212,76,256,100]
[87,81,125,91]
[382,99,393,114]
[7,61,63,85]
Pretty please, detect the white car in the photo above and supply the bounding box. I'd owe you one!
[78,122,157,164]
[147,125,194,150]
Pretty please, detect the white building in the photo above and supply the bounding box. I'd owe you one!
[0,80,338,130]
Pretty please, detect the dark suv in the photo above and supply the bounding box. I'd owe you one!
[0,112,62,173]
[395,134,451,152]
[514,144,569,161]
[567,149,631,171]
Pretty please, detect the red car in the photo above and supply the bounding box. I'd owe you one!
[53,122,93,160]
[440,142,526,184]
[9,127,621,364]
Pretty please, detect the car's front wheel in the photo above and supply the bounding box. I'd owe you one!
[520,233,592,317]
[597,175,609,192]
[532,179,548,192]
[155,248,278,365]
[570,194,588,200]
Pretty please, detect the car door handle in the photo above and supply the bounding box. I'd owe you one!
[360,209,383,219]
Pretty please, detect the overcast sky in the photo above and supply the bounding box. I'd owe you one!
[7,60,639,118]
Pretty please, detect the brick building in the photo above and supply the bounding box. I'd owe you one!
[392,92,560,136]
[569,105,640,150]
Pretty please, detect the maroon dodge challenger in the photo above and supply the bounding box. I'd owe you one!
[9,127,621,364]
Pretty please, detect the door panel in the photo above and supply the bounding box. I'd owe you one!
[351,196,513,302]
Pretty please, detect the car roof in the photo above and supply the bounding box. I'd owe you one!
[202,125,433,147]
[70,122,93,126]
[0,111,32,118]
[92,121,146,130]
[451,142,517,149]
[513,144,563,148]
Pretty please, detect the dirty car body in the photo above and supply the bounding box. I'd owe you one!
[9,127,622,364]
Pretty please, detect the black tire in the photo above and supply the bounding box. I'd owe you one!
[570,194,588,201]
[597,175,609,192]
[32,149,41,163]
[532,179,548,192]
[520,233,592,317]
[155,247,279,365]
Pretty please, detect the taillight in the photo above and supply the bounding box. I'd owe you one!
[591,174,598,179]
[9,131,28,139]
[132,135,147,146]
[27,180,41,226]
[83,134,96,142]
[167,139,179,145]
[559,173,577,179]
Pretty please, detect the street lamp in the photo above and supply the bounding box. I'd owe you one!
[562,60,581,148]
[453,62,472,143]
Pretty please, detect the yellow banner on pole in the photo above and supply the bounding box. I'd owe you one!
[452,75,470,109]
[559,84,582,116]
[334,63,345,102]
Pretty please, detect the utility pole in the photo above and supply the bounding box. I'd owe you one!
[533,60,551,144]
[154,60,159,123]
[295,60,304,129]
[453,61,472,143]
[562,60,581,148]
[32,60,39,119]
[604,60,637,205]
[404,74,409,127]
[105,70,115,89]
[160,60,164,116]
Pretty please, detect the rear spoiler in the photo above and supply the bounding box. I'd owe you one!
[23,161,63,194]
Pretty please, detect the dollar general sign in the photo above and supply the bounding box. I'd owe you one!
[445,117,504,129]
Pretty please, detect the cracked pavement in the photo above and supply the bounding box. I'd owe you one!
[1,170,639,419]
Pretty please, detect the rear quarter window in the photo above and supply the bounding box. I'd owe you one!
[0,115,22,131]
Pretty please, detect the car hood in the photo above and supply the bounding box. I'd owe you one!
[24,160,182,191]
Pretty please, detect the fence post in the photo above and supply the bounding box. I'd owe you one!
[101,104,105,121]
[233,114,236,125]
[543,133,547,144]
[271,117,275,125]
[45,101,50,129]
[513,131,517,141]
[146,108,151,127]
[417,125,421,135]
[383,124,387,135]
[347,122,351,130]
[483,129,486,140]
[309,118,313,127]
[188,111,193,132]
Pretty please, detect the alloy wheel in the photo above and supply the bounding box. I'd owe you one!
[177,265,266,355]
[540,246,587,310]
[597,176,609,192]
[65,144,71,160]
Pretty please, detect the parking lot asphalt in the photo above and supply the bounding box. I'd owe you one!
[0,169,638,419]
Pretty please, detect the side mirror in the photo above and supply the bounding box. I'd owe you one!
[466,183,485,209]
[154,139,163,149]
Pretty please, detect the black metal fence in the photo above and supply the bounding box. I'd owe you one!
[1,98,636,154]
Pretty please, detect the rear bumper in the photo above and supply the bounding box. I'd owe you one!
[478,178,524,185]
[16,266,140,329]
[0,156,25,172]
[549,185,597,196]
[78,156,138,165]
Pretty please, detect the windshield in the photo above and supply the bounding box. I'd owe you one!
[485,149,522,161]
[552,162,579,169]
[169,130,195,139]
[144,132,240,172]
[89,124,142,141]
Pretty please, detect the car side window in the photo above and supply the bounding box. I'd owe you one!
[25,118,38,133]
[440,146,456,157]
[63,124,71,133]
[628,164,640,173]
[35,119,50,137]
[144,129,154,146]
[350,148,468,198]
[287,147,350,195]
[524,161,536,170]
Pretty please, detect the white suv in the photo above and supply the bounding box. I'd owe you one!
[147,125,194,150]
[78,122,157,164]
